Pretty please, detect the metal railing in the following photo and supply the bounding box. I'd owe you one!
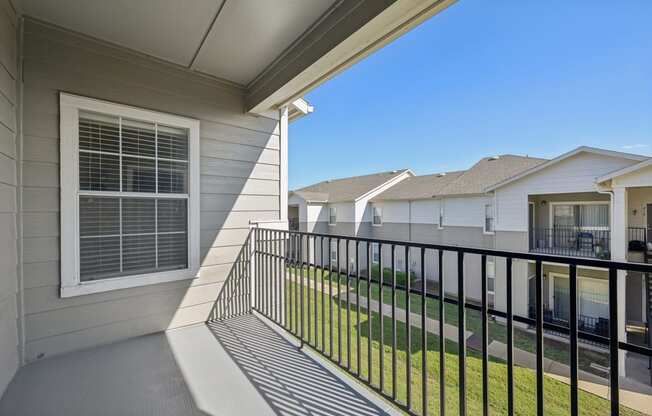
[248,228,652,416]
[629,226,650,247]
[530,227,611,259]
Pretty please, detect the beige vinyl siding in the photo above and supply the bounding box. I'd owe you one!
[0,0,18,397]
[20,19,281,363]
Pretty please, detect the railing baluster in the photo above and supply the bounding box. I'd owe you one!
[367,241,373,384]
[569,263,578,416]
[535,259,544,416]
[314,234,319,347]
[506,257,514,416]
[356,240,361,376]
[329,237,334,358]
[338,238,343,364]
[295,234,300,336]
[392,244,397,401]
[458,250,466,416]
[421,247,427,416]
[300,234,305,344]
[379,243,384,392]
[406,245,412,410]
[609,266,619,416]
[346,239,352,370]
[481,254,489,416]
[439,249,445,416]
[321,236,326,353]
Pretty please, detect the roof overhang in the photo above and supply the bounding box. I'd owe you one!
[15,0,456,115]
[596,158,652,184]
[485,146,648,192]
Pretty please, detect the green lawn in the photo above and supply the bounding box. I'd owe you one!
[281,266,638,415]
[300,264,610,375]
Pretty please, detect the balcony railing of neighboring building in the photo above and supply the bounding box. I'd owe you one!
[528,307,609,348]
[244,228,652,416]
[529,227,611,259]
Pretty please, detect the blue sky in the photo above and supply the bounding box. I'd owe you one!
[288,1,652,190]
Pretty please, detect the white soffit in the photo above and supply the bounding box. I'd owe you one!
[192,0,338,86]
[15,0,222,66]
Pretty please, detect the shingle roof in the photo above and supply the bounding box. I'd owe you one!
[291,169,410,203]
[371,171,465,201]
[439,155,547,196]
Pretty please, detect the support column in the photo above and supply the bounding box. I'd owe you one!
[278,106,289,224]
[612,187,628,377]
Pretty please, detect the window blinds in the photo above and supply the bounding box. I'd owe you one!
[78,112,189,281]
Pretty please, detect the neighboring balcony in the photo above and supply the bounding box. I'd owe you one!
[529,226,611,259]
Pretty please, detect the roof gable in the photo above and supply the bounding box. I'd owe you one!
[487,147,648,192]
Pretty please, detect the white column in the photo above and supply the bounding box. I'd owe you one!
[611,187,628,377]
[278,106,289,224]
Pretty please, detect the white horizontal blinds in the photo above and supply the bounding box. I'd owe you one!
[78,111,189,282]
[79,113,120,191]
[79,196,121,280]
[157,199,188,270]
[157,125,189,194]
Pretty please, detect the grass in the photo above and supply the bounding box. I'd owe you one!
[301,264,610,375]
[276,266,640,415]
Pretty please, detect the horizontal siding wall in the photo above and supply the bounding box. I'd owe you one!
[20,19,281,362]
[0,0,18,397]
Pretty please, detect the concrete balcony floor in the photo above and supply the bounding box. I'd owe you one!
[0,315,392,416]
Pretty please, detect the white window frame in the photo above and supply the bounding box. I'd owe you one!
[372,205,382,226]
[59,93,200,297]
[328,206,337,226]
[549,271,609,320]
[484,203,495,235]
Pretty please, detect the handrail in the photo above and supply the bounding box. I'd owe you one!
[250,228,652,416]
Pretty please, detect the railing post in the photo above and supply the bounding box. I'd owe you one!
[249,224,258,311]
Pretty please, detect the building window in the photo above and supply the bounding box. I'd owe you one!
[552,203,609,229]
[486,256,495,294]
[372,243,380,264]
[438,205,444,229]
[484,204,495,233]
[329,207,337,226]
[59,94,200,297]
[330,240,338,267]
[372,205,382,226]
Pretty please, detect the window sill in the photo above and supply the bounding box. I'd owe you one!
[328,223,336,227]
[483,231,495,235]
[372,223,382,227]
[60,267,199,298]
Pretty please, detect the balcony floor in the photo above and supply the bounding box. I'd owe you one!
[0,315,391,416]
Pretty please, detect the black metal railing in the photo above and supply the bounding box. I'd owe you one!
[208,235,252,321]
[528,308,610,342]
[530,227,611,259]
[629,226,650,247]
[249,228,652,416]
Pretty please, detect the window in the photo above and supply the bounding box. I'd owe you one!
[372,243,380,264]
[438,205,444,229]
[60,94,200,297]
[372,205,382,226]
[484,204,494,233]
[553,203,609,229]
[330,240,338,267]
[329,207,337,226]
[486,256,495,294]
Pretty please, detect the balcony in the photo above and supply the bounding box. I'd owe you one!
[3,229,652,416]
[529,227,611,259]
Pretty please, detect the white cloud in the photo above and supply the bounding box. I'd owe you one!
[622,144,649,150]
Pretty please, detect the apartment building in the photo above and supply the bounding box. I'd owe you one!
[289,147,652,371]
